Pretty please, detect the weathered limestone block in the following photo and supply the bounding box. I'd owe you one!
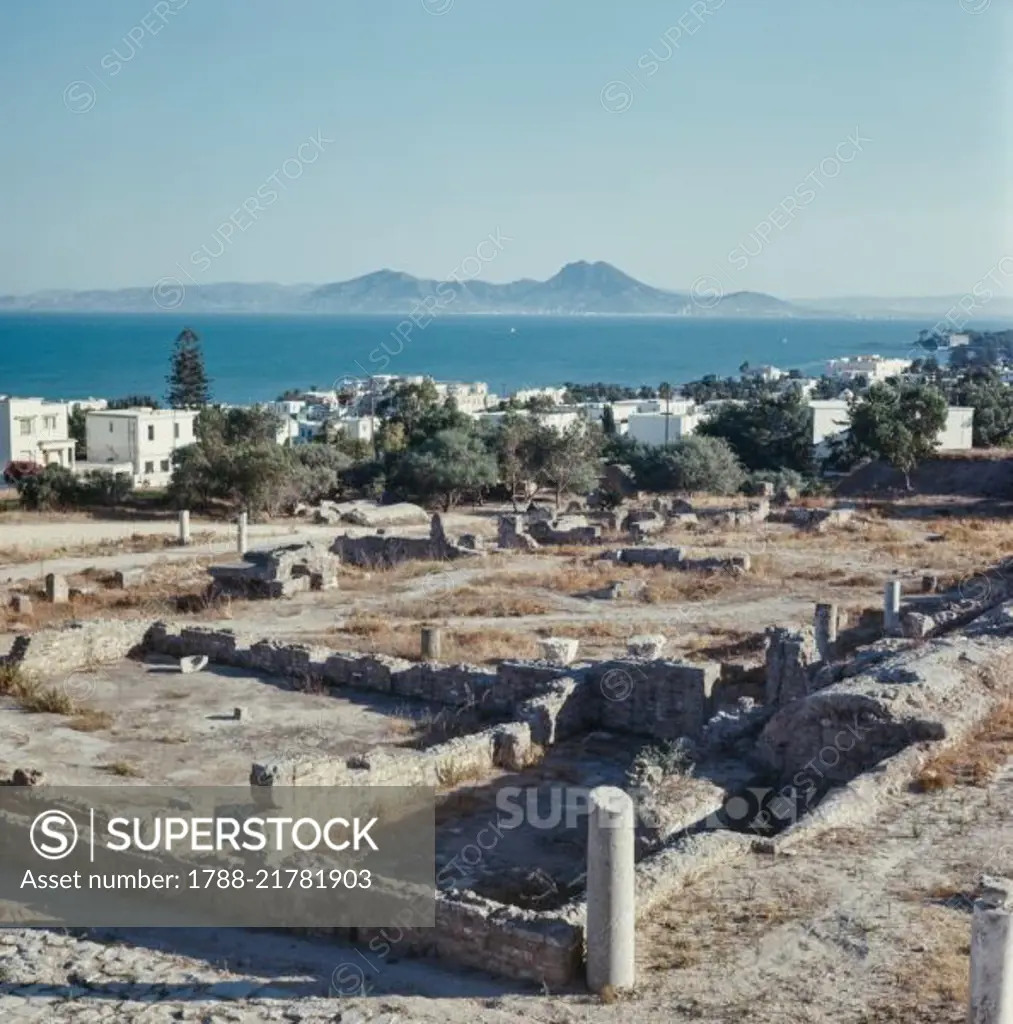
[516,676,591,745]
[210,540,340,598]
[539,637,579,666]
[494,723,534,770]
[627,634,668,659]
[45,573,69,604]
[764,627,818,706]
[498,515,540,551]
[112,568,146,588]
[528,516,602,546]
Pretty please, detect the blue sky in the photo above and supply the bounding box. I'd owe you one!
[0,0,1009,297]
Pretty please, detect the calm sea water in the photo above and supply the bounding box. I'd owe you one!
[0,313,992,404]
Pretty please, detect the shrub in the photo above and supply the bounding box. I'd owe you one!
[631,436,745,495]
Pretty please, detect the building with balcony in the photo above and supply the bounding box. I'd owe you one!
[0,397,75,471]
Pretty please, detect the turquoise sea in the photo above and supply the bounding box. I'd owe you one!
[0,313,1001,404]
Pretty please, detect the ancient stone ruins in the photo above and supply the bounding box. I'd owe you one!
[4,493,1013,1010]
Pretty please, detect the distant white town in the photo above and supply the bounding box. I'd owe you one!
[0,350,976,489]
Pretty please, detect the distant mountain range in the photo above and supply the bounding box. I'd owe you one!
[3,261,1011,320]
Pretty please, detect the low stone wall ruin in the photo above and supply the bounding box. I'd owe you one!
[333,514,482,568]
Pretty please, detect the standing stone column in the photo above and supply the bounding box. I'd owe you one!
[45,573,69,605]
[420,626,442,661]
[586,786,635,993]
[237,512,249,556]
[970,877,1013,1024]
[178,509,191,546]
[813,603,838,661]
[884,580,902,636]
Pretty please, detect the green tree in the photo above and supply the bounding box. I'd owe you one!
[848,382,948,489]
[167,328,211,409]
[394,428,498,510]
[530,423,603,508]
[630,436,745,495]
[947,369,1013,448]
[491,413,541,509]
[68,407,87,460]
[197,405,280,447]
[601,404,617,436]
[658,381,674,445]
[16,465,79,510]
[698,388,813,473]
[291,444,352,503]
[107,395,161,410]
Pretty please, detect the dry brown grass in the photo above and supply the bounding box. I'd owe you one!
[393,585,555,619]
[68,708,114,732]
[317,614,540,663]
[0,530,216,566]
[865,905,969,1023]
[0,664,75,715]
[101,760,142,778]
[639,881,827,973]
[914,699,1013,792]
[473,556,761,605]
[0,568,232,633]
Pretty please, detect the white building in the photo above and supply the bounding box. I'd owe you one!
[513,386,568,406]
[0,397,75,470]
[474,408,586,434]
[741,364,787,382]
[809,399,974,454]
[826,355,911,383]
[84,408,198,488]
[68,397,109,413]
[333,416,378,443]
[436,381,496,415]
[271,399,306,419]
[626,411,700,446]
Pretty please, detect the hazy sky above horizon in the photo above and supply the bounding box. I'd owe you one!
[1,0,1010,298]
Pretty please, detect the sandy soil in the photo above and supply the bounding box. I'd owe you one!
[0,499,1009,1021]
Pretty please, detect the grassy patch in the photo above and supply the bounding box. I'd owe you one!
[0,664,76,714]
[101,761,142,778]
[393,586,555,619]
[914,698,1013,792]
[68,708,114,732]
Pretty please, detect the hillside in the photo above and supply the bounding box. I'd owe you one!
[1,262,810,317]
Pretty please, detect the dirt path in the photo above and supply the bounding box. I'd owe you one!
[0,756,1002,1022]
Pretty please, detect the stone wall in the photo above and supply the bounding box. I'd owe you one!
[608,547,751,573]
[144,624,562,713]
[584,660,720,740]
[4,619,150,678]
[332,514,480,568]
[755,632,1001,786]
[764,627,818,706]
[351,893,582,986]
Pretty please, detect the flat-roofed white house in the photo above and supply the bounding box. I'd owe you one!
[825,355,911,383]
[809,399,974,456]
[626,411,701,445]
[84,408,198,488]
[332,415,378,443]
[0,396,75,470]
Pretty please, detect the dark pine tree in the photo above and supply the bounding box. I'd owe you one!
[601,404,617,436]
[167,328,211,409]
